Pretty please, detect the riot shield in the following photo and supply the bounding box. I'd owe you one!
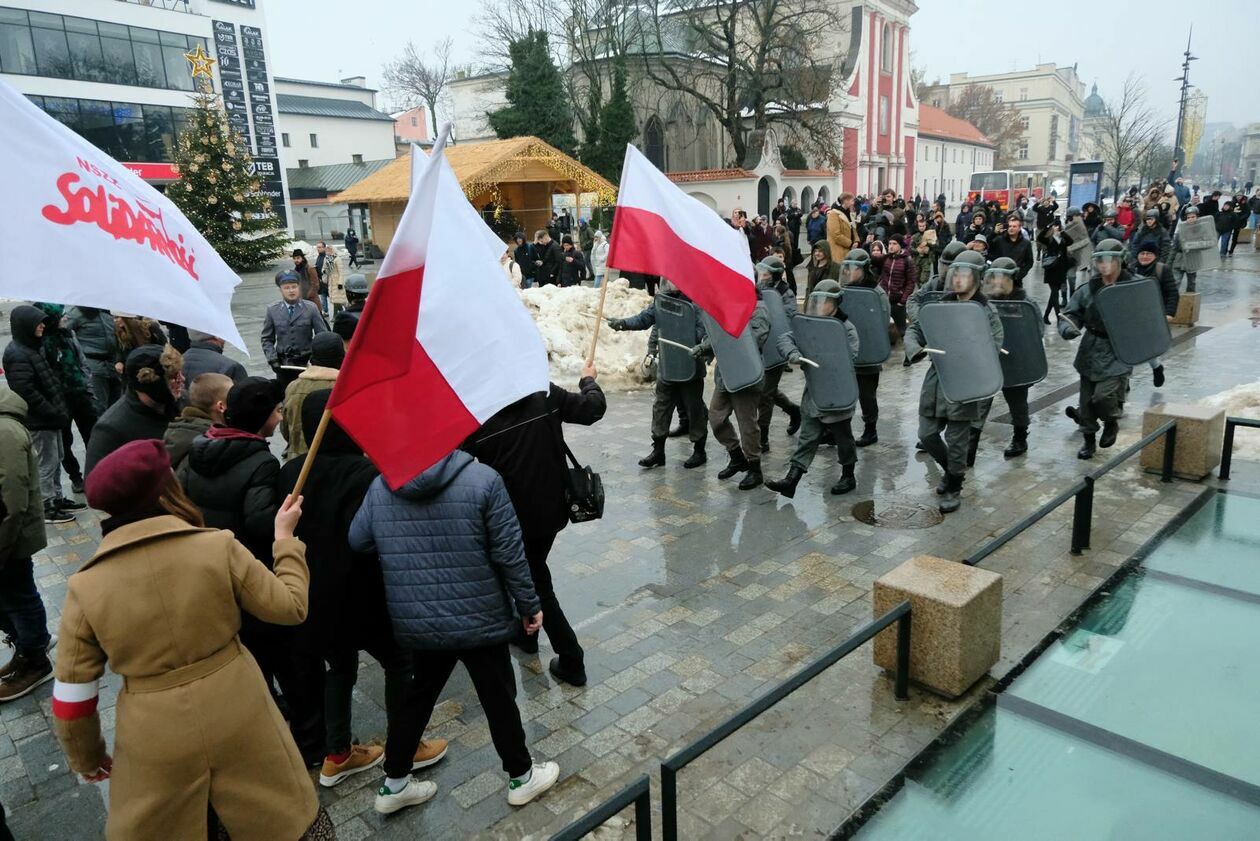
[655,295,699,384]
[1177,217,1217,251]
[793,315,859,412]
[1094,278,1172,366]
[760,288,793,370]
[991,299,1048,387]
[918,303,1004,403]
[1065,218,1092,257]
[841,286,892,366]
[699,310,764,393]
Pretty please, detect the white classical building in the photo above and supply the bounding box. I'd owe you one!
[914,105,995,204]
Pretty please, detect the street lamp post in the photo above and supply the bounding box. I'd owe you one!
[1172,27,1197,178]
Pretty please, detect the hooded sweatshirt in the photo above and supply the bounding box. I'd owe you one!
[805,240,842,298]
[348,449,540,650]
[2,305,68,431]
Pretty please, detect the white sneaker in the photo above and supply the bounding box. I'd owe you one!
[373,777,437,815]
[507,761,560,806]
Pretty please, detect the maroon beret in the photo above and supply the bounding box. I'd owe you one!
[85,439,172,516]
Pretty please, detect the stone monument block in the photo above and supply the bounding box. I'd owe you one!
[873,555,1002,699]
[1171,292,1200,326]
[1140,402,1225,480]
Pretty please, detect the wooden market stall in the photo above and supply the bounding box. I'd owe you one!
[336,136,617,252]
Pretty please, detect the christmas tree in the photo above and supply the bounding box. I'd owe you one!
[487,31,576,155]
[168,81,287,271]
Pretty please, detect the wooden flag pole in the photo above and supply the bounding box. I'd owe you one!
[586,272,612,365]
[290,407,332,500]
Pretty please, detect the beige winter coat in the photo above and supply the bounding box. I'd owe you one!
[826,208,857,264]
[281,365,338,459]
[53,516,316,840]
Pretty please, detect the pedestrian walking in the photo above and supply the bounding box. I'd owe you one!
[291,250,323,309]
[590,230,609,288]
[558,235,587,287]
[345,229,361,268]
[349,448,559,815]
[51,438,329,840]
[1216,201,1236,258]
[512,232,537,289]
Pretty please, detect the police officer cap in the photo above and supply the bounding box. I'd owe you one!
[344,273,369,295]
[987,256,1019,275]
[1144,208,1160,219]
[274,269,301,287]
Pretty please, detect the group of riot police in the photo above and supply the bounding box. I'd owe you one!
[608,215,1175,515]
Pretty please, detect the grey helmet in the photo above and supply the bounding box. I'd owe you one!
[1104,208,1118,220]
[1144,208,1160,220]
[1184,205,1200,218]
[755,256,786,287]
[937,240,968,277]
[983,256,1019,297]
[805,278,844,317]
[1065,206,1083,220]
[1092,238,1126,272]
[839,247,872,283]
[946,249,986,291]
[344,273,369,297]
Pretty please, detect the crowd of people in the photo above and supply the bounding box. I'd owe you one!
[0,166,1252,838]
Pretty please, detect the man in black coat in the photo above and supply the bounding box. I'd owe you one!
[461,366,606,686]
[278,391,444,778]
[3,306,74,521]
[84,345,184,476]
[532,229,563,286]
[988,215,1034,287]
[181,330,248,390]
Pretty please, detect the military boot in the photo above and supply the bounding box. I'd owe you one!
[738,459,763,490]
[938,473,964,514]
[682,440,707,469]
[855,421,879,447]
[766,465,804,498]
[1064,405,1080,423]
[1077,433,1097,460]
[760,426,771,453]
[1099,420,1119,449]
[717,448,749,480]
[830,463,857,495]
[637,438,666,469]
[966,428,982,467]
[785,403,802,436]
[1003,427,1028,459]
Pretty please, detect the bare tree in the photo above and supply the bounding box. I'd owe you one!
[383,37,455,140]
[638,0,844,167]
[1096,74,1164,196]
[944,85,1025,168]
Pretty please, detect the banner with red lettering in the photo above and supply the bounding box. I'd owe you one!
[0,80,246,350]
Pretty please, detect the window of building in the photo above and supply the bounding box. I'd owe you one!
[281,132,290,147]
[1019,87,1028,101]
[410,116,417,127]
[298,159,309,168]
[1017,142,1029,160]
[953,148,958,163]
[25,93,193,161]
[643,115,665,169]
[309,133,318,148]
[352,153,363,164]
[1019,116,1029,131]
[971,148,975,165]
[878,95,889,135]
[994,90,1004,103]
[880,23,893,73]
[0,9,206,93]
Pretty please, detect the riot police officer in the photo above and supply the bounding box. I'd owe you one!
[608,280,708,469]
[764,280,861,498]
[333,273,370,342]
[907,239,968,323]
[976,257,1037,460]
[696,300,771,490]
[836,248,888,447]
[755,257,803,452]
[904,250,1003,513]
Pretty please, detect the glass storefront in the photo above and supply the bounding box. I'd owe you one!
[26,94,194,162]
[0,7,208,93]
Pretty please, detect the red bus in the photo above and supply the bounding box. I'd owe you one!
[967,171,1048,210]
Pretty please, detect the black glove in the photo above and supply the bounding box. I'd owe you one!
[607,318,625,331]
[689,344,705,359]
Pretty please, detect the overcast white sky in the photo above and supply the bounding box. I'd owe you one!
[262,0,1257,126]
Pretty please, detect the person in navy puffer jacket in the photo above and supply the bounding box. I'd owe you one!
[348,449,560,814]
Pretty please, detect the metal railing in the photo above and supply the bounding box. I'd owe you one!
[967,420,1178,565]
[658,601,912,840]
[551,775,651,841]
[1220,417,1260,480]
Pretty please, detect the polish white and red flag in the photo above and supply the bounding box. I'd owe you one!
[328,129,549,488]
[0,79,245,349]
[607,144,756,336]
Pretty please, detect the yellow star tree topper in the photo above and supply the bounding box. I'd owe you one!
[183,43,216,78]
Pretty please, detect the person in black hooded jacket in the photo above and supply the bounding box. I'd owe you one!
[3,305,72,520]
[277,390,447,782]
[84,345,183,476]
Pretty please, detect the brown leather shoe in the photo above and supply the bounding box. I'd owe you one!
[0,653,52,702]
[412,739,449,770]
[318,743,384,788]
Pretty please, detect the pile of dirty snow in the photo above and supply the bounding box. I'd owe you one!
[1202,380,1260,463]
[518,280,654,390]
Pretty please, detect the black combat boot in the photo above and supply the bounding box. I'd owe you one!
[682,440,707,469]
[766,465,804,498]
[936,473,950,495]
[738,459,763,490]
[1099,420,1119,449]
[1003,427,1028,459]
[966,428,982,467]
[1065,405,1080,423]
[717,448,749,480]
[637,438,666,468]
[855,421,878,447]
[760,426,771,453]
[1077,433,1097,460]
[830,463,857,495]
[1152,365,1165,388]
[785,403,802,436]
[938,473,964,514]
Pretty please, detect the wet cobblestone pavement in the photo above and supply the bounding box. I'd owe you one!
[3,248,1260,838]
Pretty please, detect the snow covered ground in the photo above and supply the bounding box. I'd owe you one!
[518,280,654,391]
[1203,380,1260,463]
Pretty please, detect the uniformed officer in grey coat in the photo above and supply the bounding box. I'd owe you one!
[608,279,708,470]
[904,250,1003,513]
[764,280,861,499]
[695,300,771,490]
[754,256,802,452]
[261,268,329,389]
[1058,238,1135,459]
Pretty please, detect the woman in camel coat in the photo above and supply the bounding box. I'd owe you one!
[51,439,329,840]
[826,192,858,264]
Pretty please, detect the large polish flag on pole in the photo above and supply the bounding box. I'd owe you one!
[0,79,245,350]
[607,144,756,336]
[328,127,549,489]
